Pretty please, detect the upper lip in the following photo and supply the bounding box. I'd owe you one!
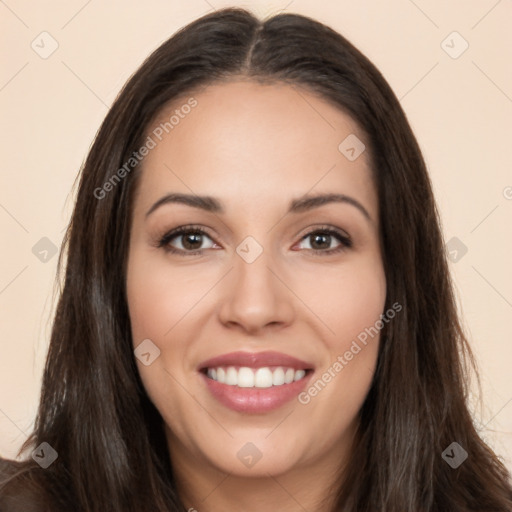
[198,351,314,371]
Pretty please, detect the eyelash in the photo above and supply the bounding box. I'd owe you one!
[156,224,353,257]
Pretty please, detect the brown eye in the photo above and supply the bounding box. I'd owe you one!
[180,232,206,251]
[296,228,352,255]
[157,226,216,255]
[309,233,334,250]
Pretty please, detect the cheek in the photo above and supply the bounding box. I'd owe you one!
[126,254,190,420]
[126,251,206,344]
[304,254,387,348]
[126,251,212,406]
[298,256,386,411]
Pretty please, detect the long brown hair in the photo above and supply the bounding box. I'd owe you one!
[1,7,511,511]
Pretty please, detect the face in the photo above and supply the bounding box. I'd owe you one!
[126,80,386,480]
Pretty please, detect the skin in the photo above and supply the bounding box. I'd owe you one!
[126,80,386,511]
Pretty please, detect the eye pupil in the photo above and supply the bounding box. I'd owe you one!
[311,233,330,250]
[183,233,203,250]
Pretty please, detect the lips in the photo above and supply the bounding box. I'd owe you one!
[198,350,313,371]
[198,351,315,413]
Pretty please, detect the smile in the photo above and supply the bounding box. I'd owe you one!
[205,366,308,388]
[198,351,314,413]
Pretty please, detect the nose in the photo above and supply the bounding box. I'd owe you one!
[218,243,295,334]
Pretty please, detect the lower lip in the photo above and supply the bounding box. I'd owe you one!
[200,371,313,413]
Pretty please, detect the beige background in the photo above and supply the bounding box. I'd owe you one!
[1,0,511,471]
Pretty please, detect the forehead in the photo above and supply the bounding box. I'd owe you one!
[134,80,377,221]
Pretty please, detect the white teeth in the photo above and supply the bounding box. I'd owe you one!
[237,367,255,388]
[225,367,238,385]
[272,367,285,386]
[216,367,226,384]
[254,368,273,388]
[294,369,306,381]
[206,366,308,388]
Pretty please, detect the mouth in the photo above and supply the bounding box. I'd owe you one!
[198,351,314,413]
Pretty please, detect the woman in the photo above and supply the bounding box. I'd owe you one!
[1,7,511,511]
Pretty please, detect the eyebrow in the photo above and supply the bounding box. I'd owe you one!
[145,192,372,222]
